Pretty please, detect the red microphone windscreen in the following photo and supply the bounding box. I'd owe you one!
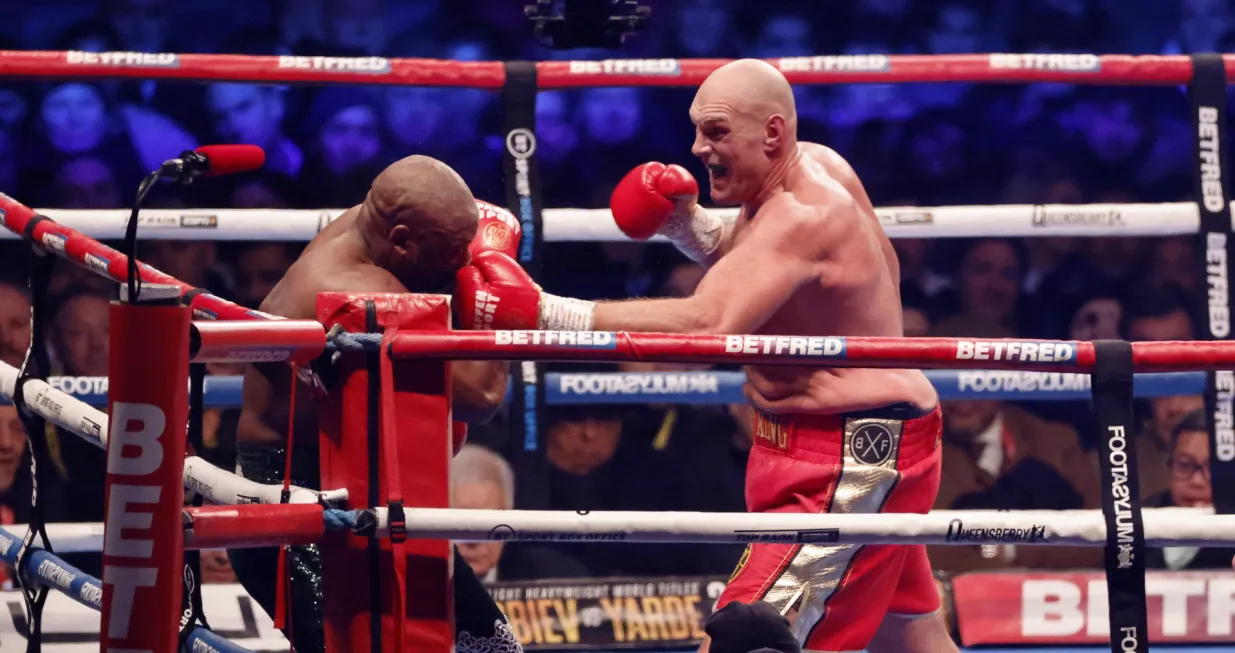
[195,145,266,177]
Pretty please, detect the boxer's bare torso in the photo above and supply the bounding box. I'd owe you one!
[718,142,937,415]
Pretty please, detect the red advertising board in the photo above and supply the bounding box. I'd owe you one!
[952,571,1235,646]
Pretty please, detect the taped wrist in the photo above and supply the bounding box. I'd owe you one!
[539,293,596,331]
[660,205,724,263]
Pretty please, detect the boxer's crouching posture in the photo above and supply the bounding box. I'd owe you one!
[231,155,522,653]
[457,61,956,653]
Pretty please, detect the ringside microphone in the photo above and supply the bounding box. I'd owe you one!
[159,145,266,183]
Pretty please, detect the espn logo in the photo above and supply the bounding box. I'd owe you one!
[474,291,498,330]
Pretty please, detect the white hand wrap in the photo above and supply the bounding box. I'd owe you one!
[539,294,596,331]
[659,205,724,263]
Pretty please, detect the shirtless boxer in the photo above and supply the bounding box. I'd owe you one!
[231,155,521,653]
[456,60,955,653]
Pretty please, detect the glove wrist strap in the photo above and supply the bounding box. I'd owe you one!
[661,205,724,263]
[539,294,596,331]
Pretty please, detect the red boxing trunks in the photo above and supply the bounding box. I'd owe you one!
[717,404,943,652]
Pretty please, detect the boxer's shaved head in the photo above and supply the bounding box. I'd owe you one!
[361,155,479,291]
[690,59,799,206]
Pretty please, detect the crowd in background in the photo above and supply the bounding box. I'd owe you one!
[0,0,1233,587]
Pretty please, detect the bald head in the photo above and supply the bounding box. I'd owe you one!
[693,59,797,135]
[690,59,798,205]
[362,155,479,291]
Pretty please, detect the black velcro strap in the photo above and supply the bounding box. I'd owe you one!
[1188,53,1235,514]
[388,499,407,543]
[364,300,382,653]
[1090,340,1148,653]
[22,214,49,241]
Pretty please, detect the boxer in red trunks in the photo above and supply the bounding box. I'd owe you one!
[456,59,953,653]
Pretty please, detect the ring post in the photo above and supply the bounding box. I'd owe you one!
[102,282,190,653]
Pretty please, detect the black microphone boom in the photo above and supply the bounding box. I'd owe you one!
[158,150,213,185]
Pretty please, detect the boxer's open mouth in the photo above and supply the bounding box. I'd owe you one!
[707,164,729,179]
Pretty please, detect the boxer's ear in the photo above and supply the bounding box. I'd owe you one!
[389,223,419,261]
[764,114,788,153]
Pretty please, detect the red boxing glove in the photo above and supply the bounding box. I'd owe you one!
[609,162,700,240]
[456,251,596,331]
[470,200,522,259]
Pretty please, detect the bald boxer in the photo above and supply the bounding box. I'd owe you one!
[457,60,953,653]
[232,155,522,653]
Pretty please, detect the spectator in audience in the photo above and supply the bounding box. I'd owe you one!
[670,0,741,58]
[1146,409,1235,569]
[145,241,224,291]
[927,315,1102,573]
[1139,394,1205,498]
[0,405,66,525]
[104,0,168,54]
[233,243,298,307]
[902,304,931,337]
[942,238,1026,330]
[1145,237,1198,295]
[1125,287,1196,341]
[750,13,814,58]
[0,281,31,368]
[1163,0,1235,54]
[452,444,590,581]
[230,177,295,208]
[207,85,303,179]
[1069,295,1124,341]
[52,289,111,378]
[25,82,145,199]
[298,88,385,207]
[50,156,123,209]
[324,0,389,56]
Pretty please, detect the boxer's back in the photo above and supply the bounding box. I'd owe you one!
[738,142,938,414]
[238,208,408,447]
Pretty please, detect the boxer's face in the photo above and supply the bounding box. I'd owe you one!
[691,108,776,206]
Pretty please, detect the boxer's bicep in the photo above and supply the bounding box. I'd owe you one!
[690,208,820,333]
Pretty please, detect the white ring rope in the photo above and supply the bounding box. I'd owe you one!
[0,202,1206,242]
[0,361,347,507]
[16,507,1221,553]
[366,506,1232,548]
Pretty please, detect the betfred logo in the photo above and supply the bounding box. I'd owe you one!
[724,335,846,357]
[989,53,1100,72]
[495,330,616,348]
[66,50,179,67]
[778,55,890,73]
[568,59,680,75]
[955,340,1076,363]
[277,56,390,73]
[85,253,110,275]
[41,232,67,253]
[473,291,499,330]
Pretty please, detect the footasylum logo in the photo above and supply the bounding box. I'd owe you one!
[1106,425,1136,569]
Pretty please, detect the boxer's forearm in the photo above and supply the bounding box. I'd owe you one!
[451,360,509,423]
[591,296,716,334]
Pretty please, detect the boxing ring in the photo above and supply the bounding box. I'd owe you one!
[0,49,1234,653]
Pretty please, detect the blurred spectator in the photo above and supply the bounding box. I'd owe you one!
[1068,296,1123,341]
[670,0,741,58]
[145,241,223,290]
[51,157,122,208]
[200,550,238,583]
[298,88,385,207]
[207,85,303,179]
[0,405,64,524]
[1163,0,1235,54]
[0,282,31,367]
[1125,287,1196,341]
[750,13,814,58]
[928,316,1101,573]
[1146,237,1198,294]
[103,0,168,54]
[576,88,655,204]
[1139,394,1205,498]
[233,243,297,307]
[324,0,389,55]
[902,304,930,337]
[942,239,1025,330]
[452,444,590,581]
[230,176,295,208]
[52,289,111,377]
[1146,409,1235,569]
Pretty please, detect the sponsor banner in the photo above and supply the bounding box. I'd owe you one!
[0,585,288,653]
[953,571,1235,646]
[487,576,727,650]
[550,372,732,404]
[568,59,681,75]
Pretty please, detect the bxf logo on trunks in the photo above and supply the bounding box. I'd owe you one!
[955,340,1076,363]
[724,335,845,358]
[495,330,618,348]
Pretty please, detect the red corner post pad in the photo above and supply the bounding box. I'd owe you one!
[316,292,454,653]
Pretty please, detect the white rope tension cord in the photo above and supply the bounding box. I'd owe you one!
[0,361,346,507]
[367,506,1232,548]
[0,202,1208,241]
